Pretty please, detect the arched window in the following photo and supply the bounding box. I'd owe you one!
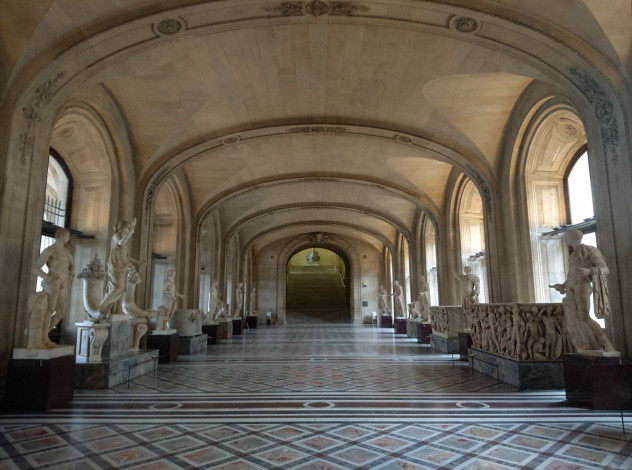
[41,148,73,250]
[565,148,596,247]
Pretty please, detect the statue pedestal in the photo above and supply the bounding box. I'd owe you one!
[75,316,158,389]
[406,319,419,338]
[178,334,208,355]
[430,333,460,353]
[469,347,564,389]
[562,353,632,409]
[246,315,258,329]
[416,323,432,345]
[147,331,179,363]
[379,315,392,328]
[7,347,75,410]
[232,318,243,335]
[394,318,407,334]
[217,319,233,339]
[459,332,473,361]
[129,318,148,352]
[76,321,110,362]
[202,324,220,345]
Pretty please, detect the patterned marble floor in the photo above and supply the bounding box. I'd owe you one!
[1,322,631,469]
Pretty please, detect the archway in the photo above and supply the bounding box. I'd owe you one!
[286,247,351,323]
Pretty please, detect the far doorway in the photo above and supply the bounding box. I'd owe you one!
[286,247,351,323]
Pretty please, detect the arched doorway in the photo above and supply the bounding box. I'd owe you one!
[286,247,351,323]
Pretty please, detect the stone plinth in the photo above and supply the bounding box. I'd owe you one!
[147,332,179,363]
[394,318,407,334]
[129,318,148,352]
[6,351,75,410]
[469,347,564,389]
[406,319,419,338]
[218,319,233,339]
[380,315,392,328]
[179,334,208,355]
[232,318,243,335]
[74,314,158,388]
[562,353,632,409]
[75,321,110,362]
[246,315,258,329]
[102,314,131,359]
[202,324,220,345]
[459,332,473,361]
[74,350,158,389]
[416,323,432,345]
[430,334,460,353]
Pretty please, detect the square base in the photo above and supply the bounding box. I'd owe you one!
[202,324,220,345]
[74,349,158,389]
[380,315,392,328]
[6,354,75,410]
[178,334,208,355]
[469,348,564,389]
[394,318,407,334]
[430,334,459,353]
[147,332,179,363]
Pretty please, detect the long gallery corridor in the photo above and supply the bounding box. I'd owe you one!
[1,323,631,469]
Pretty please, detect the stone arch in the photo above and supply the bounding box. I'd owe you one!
[276,234,363,325]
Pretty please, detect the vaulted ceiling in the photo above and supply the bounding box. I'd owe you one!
[2,0,631,253]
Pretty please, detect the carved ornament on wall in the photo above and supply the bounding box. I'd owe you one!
[145,167,170,219]
[266,1,369,17]
[288,126,347,134]
[450,16,479,33]
[569,67,619,161]
[18,71,65,164]
[156,18,183,35]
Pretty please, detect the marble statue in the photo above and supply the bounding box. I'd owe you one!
[392,280,406,317]
[122,265,159,318]
[549,229,614,352]
[233,282,244,318]
[417,277,431,320]
[170,309,204,336]
[213,295,229,321]
[155,269,183,329]
[100,219,144,317]
[455,266,479,307]
[378,285,390,315]
[205,278,220,324]
[26,228,75,349]
[248,287,257,315]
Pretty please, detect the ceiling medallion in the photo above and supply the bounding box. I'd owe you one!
[222,136,240,144]
[156,18,183,35]
[266,1,369,17]
[395,135,413,143]
[451,16,479,33]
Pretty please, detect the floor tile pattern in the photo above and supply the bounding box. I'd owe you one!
[2,322,631,469]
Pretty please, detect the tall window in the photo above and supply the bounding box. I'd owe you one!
[39,149,72,288]
[565,150,596,247]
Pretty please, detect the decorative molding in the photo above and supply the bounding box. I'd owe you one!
[466,166,493,215]
[294,231,341,243]
[266,1,369,17]
[569,67,619,161]
[450,16,480,33]
[288,126,347,134]
[156,18,183,35]
[145,167,170,219]
[18,71,65,165]
[394,134,413,143]
[222,135,241,144]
